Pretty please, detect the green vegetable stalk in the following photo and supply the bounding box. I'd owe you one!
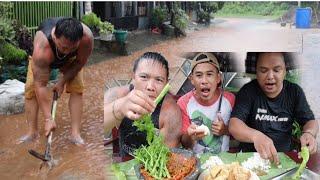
[133,84,172,179]
[292,146,309,179]
[133,83,171,145]
[134,135,171,179]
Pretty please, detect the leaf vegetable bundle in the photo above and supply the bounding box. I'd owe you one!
[133,84,172,179]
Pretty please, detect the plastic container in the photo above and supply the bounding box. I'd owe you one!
[296,7,312,29]
[113,30,128,43]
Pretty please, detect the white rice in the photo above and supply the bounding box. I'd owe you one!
[241,153,271,172]
[201,156,224,169]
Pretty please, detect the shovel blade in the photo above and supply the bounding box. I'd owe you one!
[28,149,50,161]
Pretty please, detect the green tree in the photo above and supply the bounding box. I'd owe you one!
[0,2,13,18]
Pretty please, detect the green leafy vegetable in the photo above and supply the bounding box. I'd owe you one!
[292,146,309,179]
[132,84,172,179]
[134,136,171,179]
[111,164,127,180]
[292,120,302,138]
[133,84,171,145]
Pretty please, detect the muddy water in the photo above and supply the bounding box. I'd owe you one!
[0,67,106,179]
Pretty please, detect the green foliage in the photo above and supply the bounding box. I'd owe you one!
[200,2,220,13]
[0,3,33,84]
[81,12,114,36]
[196,2,223,24]
[172,7,189,30]
[0,18,15,43]
[81,12,100,28]
[0,42,27,65]
[150,7,168,28]
[0,42,27,83]
[81,12,100,35]
[0,2,13,18]
[12,20,33,55]
[198,10,213,24]
[0,63,27,83]
[285,69,301,85]
[99,21,114,35]
[292,120,302,139]
[216,2,290,18]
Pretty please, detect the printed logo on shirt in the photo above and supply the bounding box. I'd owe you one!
[191,111,222,153]
[255,108,288,122]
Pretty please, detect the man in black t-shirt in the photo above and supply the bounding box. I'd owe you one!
[229,52,318,165]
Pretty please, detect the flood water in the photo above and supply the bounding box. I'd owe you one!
[0,66,106,179]
[1,17,320,179]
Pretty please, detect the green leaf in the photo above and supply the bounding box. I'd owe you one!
[111,164,127,180]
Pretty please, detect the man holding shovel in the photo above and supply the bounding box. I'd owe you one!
[18,17,93,145]
[178,52,235,153]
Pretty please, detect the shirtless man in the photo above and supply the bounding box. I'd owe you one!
[18,17,93,145]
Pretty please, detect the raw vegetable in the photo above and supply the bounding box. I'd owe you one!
[292,146,309,179]
[111,164,127,180]
[133,84,171,145]
[134,136,171,179]
[132,84,172,179]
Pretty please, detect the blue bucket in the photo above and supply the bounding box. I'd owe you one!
[296,7,312,29]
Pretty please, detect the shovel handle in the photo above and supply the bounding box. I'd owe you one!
[53,91,58,101]
[45,91,58,160]
[51,91,58,120]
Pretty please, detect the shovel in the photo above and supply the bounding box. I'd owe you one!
[28,91,58,166]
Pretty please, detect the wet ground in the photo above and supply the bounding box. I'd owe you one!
[1,18,320,179]
[0,70,105,179]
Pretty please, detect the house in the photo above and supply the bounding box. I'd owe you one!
[91,1,196,31]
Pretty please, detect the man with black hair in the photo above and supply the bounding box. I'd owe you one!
[178,52,235,153]
[104,52,182,157]
[18,17,93,145]
[229,52,318,164]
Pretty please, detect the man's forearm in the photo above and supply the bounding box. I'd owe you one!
[229,118,261,143]
[60,65,82,83]
[302,120,319,137]
[104,98,124,134]
[34,85,51,119]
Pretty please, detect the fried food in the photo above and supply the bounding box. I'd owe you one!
[206,162,251,180]
[209,166,222,178]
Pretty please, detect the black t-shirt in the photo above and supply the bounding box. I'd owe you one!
[231,79,314,152]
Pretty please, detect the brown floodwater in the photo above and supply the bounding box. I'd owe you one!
[0,66,106,179]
